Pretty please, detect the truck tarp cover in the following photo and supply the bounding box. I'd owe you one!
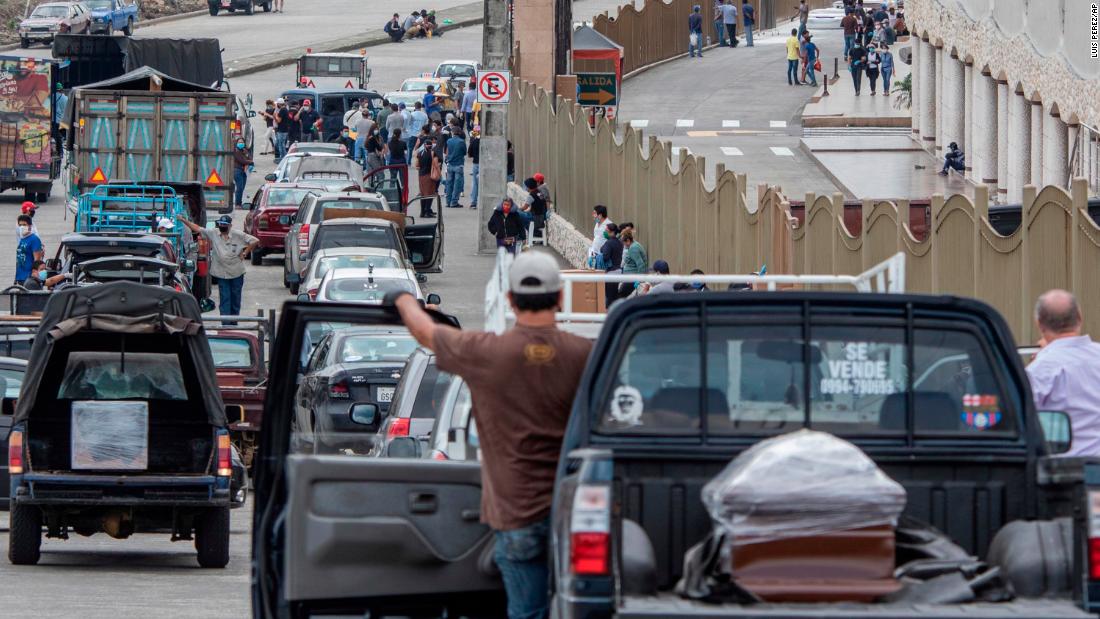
[13,281,226,426]
[702,429,907,543]
[52,35,224,89]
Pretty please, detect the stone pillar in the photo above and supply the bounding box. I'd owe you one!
[963,61,974,175]
[513,0,556,91]
[973,70,998,188]
[1030,98,1044,185]
[918,38,937,152]
[1043,106,1069,187]
[911,38,921,141]
[941,55,964,166]
[1006,88,1031,203]
[935,46,945,157]
[996,80,1009,198]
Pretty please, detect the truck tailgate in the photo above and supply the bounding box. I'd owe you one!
[617,595,1093,618]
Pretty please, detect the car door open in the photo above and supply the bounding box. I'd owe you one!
[404,193,444,273]
[252,302,501,619]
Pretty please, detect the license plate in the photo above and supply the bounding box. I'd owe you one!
[377,387,395,403]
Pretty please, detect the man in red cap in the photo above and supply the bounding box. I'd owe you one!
[17,202,38,241]
[533,173,550,203]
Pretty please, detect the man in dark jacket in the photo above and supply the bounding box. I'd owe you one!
[599,223,624,308]
[384,13,405,42]
[488,198,525,254]
[232,137,253,209]
[330,127,356,158]
[940,142,965,175]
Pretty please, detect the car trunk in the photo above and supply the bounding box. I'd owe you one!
[334,363,402,413]
[614,595,1092,618]
[258,206,298,241]
[25,331,214,476]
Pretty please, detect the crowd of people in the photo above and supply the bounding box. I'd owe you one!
[384,9,446,42]
[840,1,904,95]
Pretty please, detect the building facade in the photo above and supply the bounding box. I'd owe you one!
[909,0,1100,201]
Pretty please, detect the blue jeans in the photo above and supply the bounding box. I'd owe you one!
[787,59,799,84]
[445,163,464,205]
[470,163,479,206]
[274,132,288,161]
[406,136,418,161]
[354,135,367,165]
[844,34,854,58]
[689,31,703,57]
[233,167,247,207]
[806,59,817,86]
[494,518,550,619]
[714,19,725,45]
[882,68,893,93]
[744,23,753,46]
[217,274,244,323]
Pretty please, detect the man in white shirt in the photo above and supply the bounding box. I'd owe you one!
[588,205,612,268]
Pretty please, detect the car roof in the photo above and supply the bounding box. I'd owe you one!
[313,247,401,258]
[0,356,28,368]
[291,142,343,149]
[316,217,397,228]
[312,191,384,200]
[437,59,478,65]
[325,267,413,280]
[282,88,381,96]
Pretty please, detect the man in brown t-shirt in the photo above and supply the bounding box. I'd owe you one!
[387,250,592,619]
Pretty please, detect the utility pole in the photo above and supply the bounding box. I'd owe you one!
[477,0,511,253]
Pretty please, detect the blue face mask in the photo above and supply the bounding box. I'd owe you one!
[37,270,47,282]
[236,143,245,150]
[692,282,704,290]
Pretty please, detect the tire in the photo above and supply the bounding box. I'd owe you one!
[19,37,28,49]
[227,5,235,12]
[262,1,271,11]
[8,503,42,565]
[244,1,253,14]
[250,249,263,266]
[122,17,133,35]
[289,280,299,295]
[23,188,36,201]
[194,507,230,568]
[208,4,218,15]
[282,268,290,289]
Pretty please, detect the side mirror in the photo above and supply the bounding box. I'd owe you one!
[180,259,196,274]
[247,110,257,118]
[385,436,423,459]
[2,397,16,416]
[239,201,252,210]
[199,297,217,313]
[348,402,380,431]
[426,293,441,306]
[45,258,61,271]
[264,173,277,182]
[246,93,254,107]
[1039,410,1073,455]
[296,293,311,302]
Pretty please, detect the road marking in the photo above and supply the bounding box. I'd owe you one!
[769,120,787,128]
[629,119,649,128]
[721,147,743,156]
[770,146,794,156]
[722,120,741,128]
[675,119,695,128]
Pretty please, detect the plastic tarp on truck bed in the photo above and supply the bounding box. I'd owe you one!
[52,35,224,90]
[12,281,227,426]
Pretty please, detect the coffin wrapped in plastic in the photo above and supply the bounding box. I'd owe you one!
[702,429,907,544]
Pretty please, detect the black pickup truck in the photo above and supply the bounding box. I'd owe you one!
[251,293,1100,618]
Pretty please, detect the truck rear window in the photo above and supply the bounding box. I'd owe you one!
[58,352,188,401]
[596,323,1016,438]
[314,226,393,251]
[209,338,254,369]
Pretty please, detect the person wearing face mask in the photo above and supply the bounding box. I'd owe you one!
[365,128,385,172]
[177,214,258,323]
[15,214,43,287]
[232,138,254,210]
[487,198,525,254]
[22,259,68,293]
[331,126,356,159]
[599,223,624,308]
[588,205,613,268]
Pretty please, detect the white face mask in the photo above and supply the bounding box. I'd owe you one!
[18,225,29,237]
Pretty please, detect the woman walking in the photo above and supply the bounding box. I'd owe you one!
[848,41,866,96]
[879,43,894,96]
[865,43,882,96]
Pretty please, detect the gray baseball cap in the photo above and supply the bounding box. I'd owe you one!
[509,251,562,294]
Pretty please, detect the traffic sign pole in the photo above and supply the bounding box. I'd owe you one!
[477,0,511,253]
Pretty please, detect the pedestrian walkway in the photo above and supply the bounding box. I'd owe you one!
[801,38,912,128]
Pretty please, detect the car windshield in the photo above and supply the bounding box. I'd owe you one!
[85,0,111,9]
[0,367,23,398]
[302,178,359,192]
[338,334,418,363]
[31,5,69,17]
[324,277,415,302]
[209,337,254,369]
[436,64,475,78]
[315,254,400,279]
[401,80,436,92]
[58,352,188,400]
[310,200,385,223]
[267,188,317,207]
[314,225,392,250]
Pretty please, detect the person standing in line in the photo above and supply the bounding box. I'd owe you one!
[803,33,819,87]
[588,205,613,268]
[423,85,443,121]
[865,43,881,95]
[618,229,648,298]
[487,198,525,253]
[599,223,624,308]
[15,214,43,287]
[176,215,257,323]
[232,137,253,210]
[273,98,291,161]
[444,129,467,208]
[407,102,429,156]
[415,136,439,217]
[1026,290,1100,456]
[461,79,477,131]
[386,129,407,178]
[354,108,375,166]
[798,30,809,84]
[786,28,801,86]
[862,9,875,46]
[386,103,406,142]
[688,5,705,59]
[386,251,593,619]
[365,128,386,172]
[467,126,480,209]
[848,40,866,95]
[331,127,356,158]
[259,99,276,155]
[295,99,320,142]
[741,0,754,46]
[879,43,894,96]
[273,0,283,12]
[721,0,738,47]
[713,0,726,47]
[376,102,393,142]
[841,9,858,60]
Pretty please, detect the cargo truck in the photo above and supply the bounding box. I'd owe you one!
[0,56,61,201]
[64,66,251,214]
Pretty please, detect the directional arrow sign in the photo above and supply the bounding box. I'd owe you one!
[576,72,618,107]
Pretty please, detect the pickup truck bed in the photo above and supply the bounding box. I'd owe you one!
[617,596,1093,618]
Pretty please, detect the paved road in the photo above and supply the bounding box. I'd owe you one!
[616,23,845,197]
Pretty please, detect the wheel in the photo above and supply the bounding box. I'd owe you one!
[208,4,218,15]
[194,507,230,568]
[244,1,253,14]
[19,37,28,49]
[250,249,263,266]
[289,280,299,295]
[8,503,42,565]
[23,188,36,201]
[282,268,290,289]
[262,1,271,11]
[227,5,235,12]
[122,17,133,35]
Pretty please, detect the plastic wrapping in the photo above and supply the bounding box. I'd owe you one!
[71,401,149,470]
[702,429,906,544]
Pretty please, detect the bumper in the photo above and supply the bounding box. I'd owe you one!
[254,231,287,251]
[14,473,231,507]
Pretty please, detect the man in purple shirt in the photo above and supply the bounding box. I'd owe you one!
[1026,289,1100,456]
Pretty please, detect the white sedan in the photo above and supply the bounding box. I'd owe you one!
[300,247,410,300]
[807,7,846,29]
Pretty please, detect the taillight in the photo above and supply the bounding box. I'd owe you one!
[297,224,310,250]
[570,485,611,575]
[431,450,448,461]
[8,429,23,475]
[329,380,349,398]
[258,217,269,230]
[387,418,410,439]
[1089,491,1100,579]
[216,432,231,477]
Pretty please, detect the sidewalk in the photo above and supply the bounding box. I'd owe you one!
[801,39,912,128]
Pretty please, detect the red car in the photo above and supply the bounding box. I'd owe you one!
[244,182,325,265]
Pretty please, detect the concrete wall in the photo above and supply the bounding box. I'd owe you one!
[514,0,557,91]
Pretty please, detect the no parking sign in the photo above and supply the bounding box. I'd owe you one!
[476,70,511,104]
